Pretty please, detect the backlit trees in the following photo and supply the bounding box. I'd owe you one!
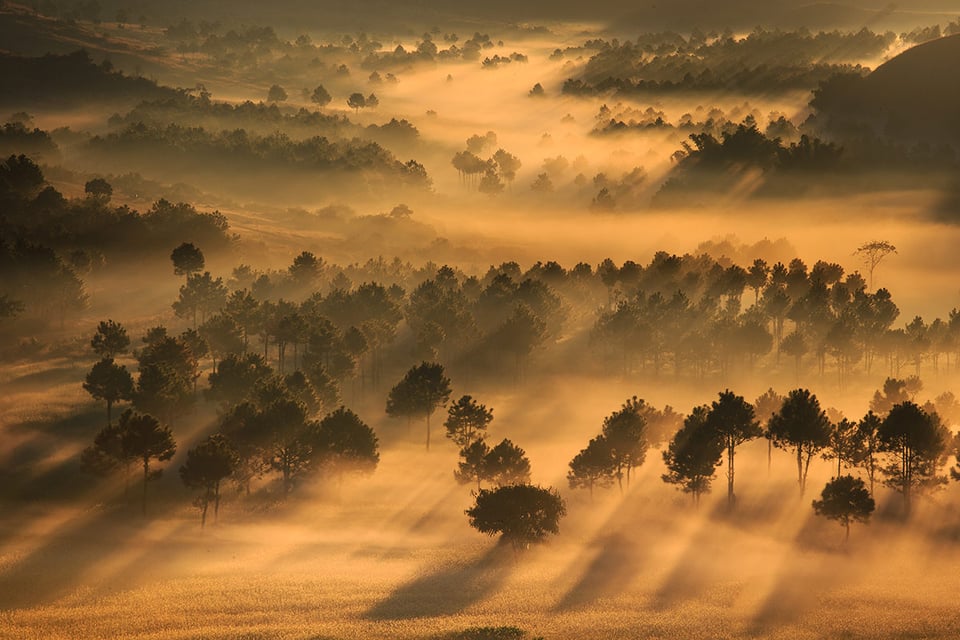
[466,484,566,550]
[768,388,832,494]
[812,475,874,541]
[705,389,760,507]
[385,361,452,450]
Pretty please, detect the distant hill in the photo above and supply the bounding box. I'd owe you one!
[0,49,178,109]
[811,34,960,146]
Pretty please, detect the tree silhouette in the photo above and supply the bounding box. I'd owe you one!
[878,401,949,516]
[768,388,832,494]
[385,361,452,450]
[347,92,366,113]
[601,397,649,491]
[445,395,493,448]
[754,387,784,474]
[456,439,491,491]
[80,421,138,494]
[466,484,566,550]
[83,357,134,425]
[706,390,761,507]
[567,435,615,499]
[812,475,874,541]
[205,352,273,408]
[854,240,896,291]
[173,271,227,329]
[84,177,113,201]
[823,417,864,477]
[267,84,287,102]
[662,406,723,507]
[119,409,176,516]
[312,407,380,481]
[310,84,331,106]
[170,242,204,279]
[134,335,198,423]
[179,434,238,528]
[484,438,531,487]
[90,319,130,359]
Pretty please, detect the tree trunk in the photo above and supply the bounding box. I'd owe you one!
[106,399,113,426]
[425,411,431,451]
[142,458,149,517]
[796,446,804,493]
[727,443,735,507]
[214,479,221,522]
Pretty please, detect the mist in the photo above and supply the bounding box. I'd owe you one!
[3,2,960,639]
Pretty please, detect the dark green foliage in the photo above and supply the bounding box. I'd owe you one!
[180,434,238,527]
[83,357,134,425]
[812,475,874,540]
[662,406,724,506]
[466,484,566,550]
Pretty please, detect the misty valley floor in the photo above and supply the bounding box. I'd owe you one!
[2,476,960,640]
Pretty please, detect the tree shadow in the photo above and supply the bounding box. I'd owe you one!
[363,544,513,620]
[552,531,648,611]
[0,503,186,609]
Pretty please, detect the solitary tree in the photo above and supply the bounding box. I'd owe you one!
[91,319,130,358]
[466,484,566,550]
[347,92,366,113]
[83,358,134,425]
[179,434,238,528]
[267,84,288,102]
[877,401,949,516]
[662,406,724,507]
[119,409,177,516]
[171,242,205,279]
[706,390,761,507]
[84,177,113,201]
[768,388,832,494]
[444,394,493,447]
[385,361,452,450]
[856,411,882,494]
[812,475,875,541]
[567,435,615,499]
[854,240,896,290]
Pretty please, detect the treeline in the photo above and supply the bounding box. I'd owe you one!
[567,384,960,538]
[0,50,176,108]
[109,92,421,150]
[84,122,430,189]
[557,27,891,96]
[0,155,232,328]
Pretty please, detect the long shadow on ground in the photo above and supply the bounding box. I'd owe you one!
[364,544,513,620]
[552,531,650,611]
